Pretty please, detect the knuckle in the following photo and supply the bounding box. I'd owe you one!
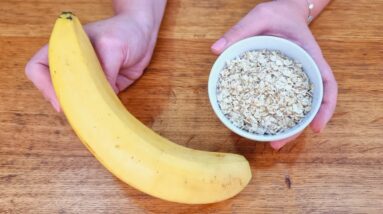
[130,69,144,80]
[95,33,124,48]
[225,22,246,40]
[254,3,273,15]
[332,79,339,91]
[230,23,245,34]
[105,71,117,83]
[25,61,34,79]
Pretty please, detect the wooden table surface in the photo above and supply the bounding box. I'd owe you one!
[1,0,383,213]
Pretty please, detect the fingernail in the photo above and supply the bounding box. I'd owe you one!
[312,126,323,133]
[112,85,119,94]
[318,127,324,133]
[50,99,61,112]
[211,38,227,53]
[270,142,284,151]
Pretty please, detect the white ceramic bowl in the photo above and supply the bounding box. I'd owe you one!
[208,36,323,142]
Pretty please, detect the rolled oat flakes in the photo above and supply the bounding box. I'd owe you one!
[217,49,313,135]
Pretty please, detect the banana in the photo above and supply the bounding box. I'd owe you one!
[48,12,251,204]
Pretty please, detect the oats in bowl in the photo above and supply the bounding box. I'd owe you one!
[216,49,313,135]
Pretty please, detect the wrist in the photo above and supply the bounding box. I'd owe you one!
[274,0,309,23]
[274,0,331,23]
[113,0,167,39]
[113,0,166,26]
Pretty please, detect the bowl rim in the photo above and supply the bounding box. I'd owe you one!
[208,35,323,142]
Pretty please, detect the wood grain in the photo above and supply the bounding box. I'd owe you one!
[1,0,383,213]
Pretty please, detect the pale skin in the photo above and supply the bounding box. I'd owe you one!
[25,0,337,150]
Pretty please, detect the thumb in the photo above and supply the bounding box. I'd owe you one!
[95,39,125,93]
[211,9,265,55]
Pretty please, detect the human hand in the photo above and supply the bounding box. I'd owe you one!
[211,0,338,150]
[26,13,161,112]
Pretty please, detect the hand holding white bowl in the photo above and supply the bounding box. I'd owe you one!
[210,1,338,150]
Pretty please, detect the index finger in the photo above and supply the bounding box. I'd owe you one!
[25,45,60,112]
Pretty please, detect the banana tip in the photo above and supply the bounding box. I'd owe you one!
[59,11,75,20]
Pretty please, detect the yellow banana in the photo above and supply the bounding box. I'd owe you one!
[48,12,251,204]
